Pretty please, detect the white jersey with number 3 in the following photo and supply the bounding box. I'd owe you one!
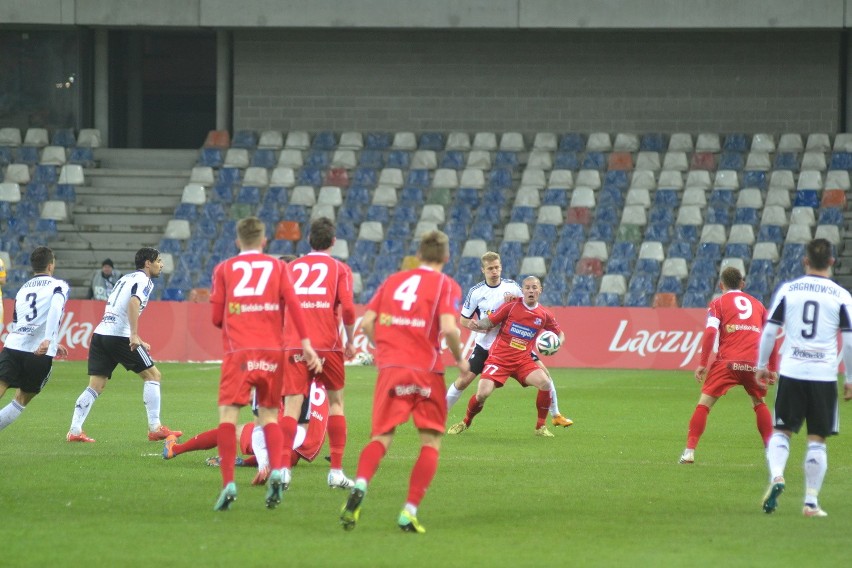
[95,270,155,338]
[767,275,852,382]
[461,278,522,350]
[5,275,70,356]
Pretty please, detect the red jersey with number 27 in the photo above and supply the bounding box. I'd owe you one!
[211,251,304,352]
[282,252,356,352]
[487,300,561,364]
[366,266,462,374]
[702,290,767,363]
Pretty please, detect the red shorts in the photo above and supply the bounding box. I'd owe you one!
[480,354,540,387]
[283,350,345,396]
[371,367,447,437]
[218,349,284,408]
[703,359,767,399]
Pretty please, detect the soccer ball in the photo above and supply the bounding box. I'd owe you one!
[536,331,561,356]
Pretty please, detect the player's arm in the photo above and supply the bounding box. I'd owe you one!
[210,265,225,328]
[695,325,717,383]
[361,310,377,343]
[840,304,852,401]
[440,282,469,373]
[339,268,357,359]
[469,303,506,332]
[127,294,149,351]
[34,287,68,357]
[755,322,782,387]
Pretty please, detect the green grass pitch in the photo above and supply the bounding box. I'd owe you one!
[1,362,848,567]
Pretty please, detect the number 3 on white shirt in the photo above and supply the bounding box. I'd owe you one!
[393,275,421,311]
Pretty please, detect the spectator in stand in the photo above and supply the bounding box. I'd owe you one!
[89,259,121,301]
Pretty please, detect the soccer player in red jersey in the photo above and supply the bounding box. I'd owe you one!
[678,266,777,465]
[339,230,468,534]
[282,217,357,490]
[457,275,564,436]
[209,216,321,511]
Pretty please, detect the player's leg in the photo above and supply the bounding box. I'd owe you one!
[326,388,353,488]
[280,353,309,481]
[680,393,718,463]
[68,374,108,442]
[522,368,555,435]
[748,394,773,447]
[399,429,441,534]
[136,360,182,441]
[446,346,487,410]
[341,431,392,531]
[532,354,572,427]
[0,389,35,431]
[450,377,496,433]
[163,426,219,459]
[763,377,800,513]
[801,381,836,517]
[214,404,241,511]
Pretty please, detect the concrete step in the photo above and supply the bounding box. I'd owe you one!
[71,212,173,227]
[93,148,198,170]
[56,231,159,249]
[85,174,188,192]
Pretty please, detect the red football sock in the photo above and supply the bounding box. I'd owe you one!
[328,415,347,470]
[407,446,439,507]
[464,395,484,427]
[241,455,257,467]
[535,389,552,429]
[754,402,773,447]
[217,423,237,486]
[263,422,284,470]
[278,416,298,470]
[686,404,710,449]
[355,440,387,482]
[173,428,218,456]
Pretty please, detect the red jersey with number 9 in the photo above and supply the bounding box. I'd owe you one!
[705,290,767,362]
[211,251,294,352]
[283,252,356,352]
[366,266,462,374]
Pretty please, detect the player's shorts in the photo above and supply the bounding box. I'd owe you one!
[702,359,767,399]
[480,354,541,387]
[219,349,284,408]
[468,345,490,375]
[282,349,345,395]
[371,367,447,436]
[0,348,53,394]
[773,375,838,438]
[87,333,155,378]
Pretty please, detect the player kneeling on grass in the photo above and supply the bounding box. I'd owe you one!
[452,276,564,437]
[0,247,69,432]
[164,380,330,485]
[339,230,467,534]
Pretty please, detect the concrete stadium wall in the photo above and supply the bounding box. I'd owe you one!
[233,29,841,134]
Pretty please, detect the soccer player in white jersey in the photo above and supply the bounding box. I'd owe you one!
[0,247,69,431]
[66,247,183,443]
[756,239,852,518]
[446,251,572,434]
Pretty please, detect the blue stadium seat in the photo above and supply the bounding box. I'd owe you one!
[829,152,852,170]
[400,186,424,205]
[161,288,186,302]
[742,170,767,190]
[17,146,39,164]
[25,183,49,203]
[697,242,722,260]
[297,167,323,187]
[555,240,582,262]
[346,185,372,205]
[582,152,606,171]
[263,186,288,206]
[723,133,748,152]
[221,220,238,240]
[336,221,357,241]
[443,221,467,241]
[202,202,227,221]
[725,243,752,259]
[250,149,276,168]
[588,222,615,243]
[510,206,537,223]
[750,259,775,278]
[358,150,384,168]
[628,273,654,294]
[185,237,209,257]
[640,133,666,152]
[624,290,650,307]
[55,183,77,202]
[69,147,95,167]
[560,223,586,241]
[494,151,519,169]
[158,238,183,255]
[818,207,844,225]
[210,183,234,203]
[773,152,799,172]
[594,207,619,226]
[654,189,679,208]
[366,205,390,223]
[174,203,198,221]
[440,151,465,170]
[282,204,308,223]
[394,204,419,223]
[218,167,242,185]
[488,168,513,190]
[380,239,406,256]
[744,274,770,297]
[351,168,378,187]
[543,189,568,207]
[734,207,760,225]
[337,203,362,223]
[406,169,430,188]
[635,258,661,278]
[198,148,223,167]
[448,204,473,223]
[455,187,480,207]
[657,276,683,295]
[312,131,336,151]
[52,128,76,147]
[458,256,481,276]
[541,289,566,306]
[553,151,580,170]
[559,133,585,152]
[231,130,257,149]
[532,224,558,241]
[649,207,675,225]
[481,188,507,208]
[708,189,734,208]
[236,186,261,204]
[527,240,553,259]
[686,276,713,294]
[606,257,632,276]
[386,150,410,169]
[610,241,636,261]
[256,207,280,230]
[34,218,57,237]
[718,152,744,171]
[498,243,523,275]
[793,190,820,208]
[32,165,57,184]
[644,222,671,243]
[690,260,717,282]
[603,171,629,190]
[706,207,729,225]
[598,185,624,208]
[567,290,593,306]
[418,132,444,151]
[681,291,709,308]
[364,132,391,150]
[0,146,12,166]
[756,225,784,244]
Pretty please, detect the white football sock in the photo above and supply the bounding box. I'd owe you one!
[0,400,25,431]
[142,381,161,430]
[252,424,269,469]
[804,441,827,507]
[446,384,464,410]
[548,380,561,416]
[765,432,790,481]
[404,502,418,517]
[70,387,98,434]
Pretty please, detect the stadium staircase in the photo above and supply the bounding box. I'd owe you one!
[51,149,196,299]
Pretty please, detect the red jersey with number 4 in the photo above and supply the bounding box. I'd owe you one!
[211,251,298,352]
[283,252,356,352]
[487,300,561,364]
[704,290,767,362]
[366,266,462,374]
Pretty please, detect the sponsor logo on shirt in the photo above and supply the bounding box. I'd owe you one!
[300,300,331,309]
[229,302,280,315]
[509,337,528,350]
[508,322,536,340]
[730,362,757,372]
[534,318,542,325]
[102,315,117,323]
[791,348,826,361]
[12,326,36,335]
[392,384,432,398]
[243,359,279,372]
[725,324,761,333]
[293,353,327,365]
[378,312,426,328]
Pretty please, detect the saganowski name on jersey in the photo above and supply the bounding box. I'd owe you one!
[509,322,537,339]
[787,281,845,297]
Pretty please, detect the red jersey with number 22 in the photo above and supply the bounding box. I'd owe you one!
[487,300,561,365]
[366,266,462,374]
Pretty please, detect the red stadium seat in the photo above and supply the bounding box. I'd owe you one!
[607,152,633,171]
[652,293,678,308]
[275,221,301,241]
[821,189,847,208]
[325,167,350,188]
[565,206,592,227]
[188,288,211,302]
[204,130,230,149]
[689,152,716,171]
[575,257,603,277]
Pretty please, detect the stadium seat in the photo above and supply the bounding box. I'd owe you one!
[814,224,841,245]
[652,293,678,308]
[554,151,580,170]
[681,292,709,308]
[700,224,727,245]
[621,205,647,226]
[824,170,850,191]
[690,152,716,171]
[785,224,812,244]
[586,132,611,152]
[720,257,746,275]
[790,206,816,227]
[203,130,229,149]
[656,170,683,190]
[821,189,847,210]
[635,151,661,171]
[662,152,688,172]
